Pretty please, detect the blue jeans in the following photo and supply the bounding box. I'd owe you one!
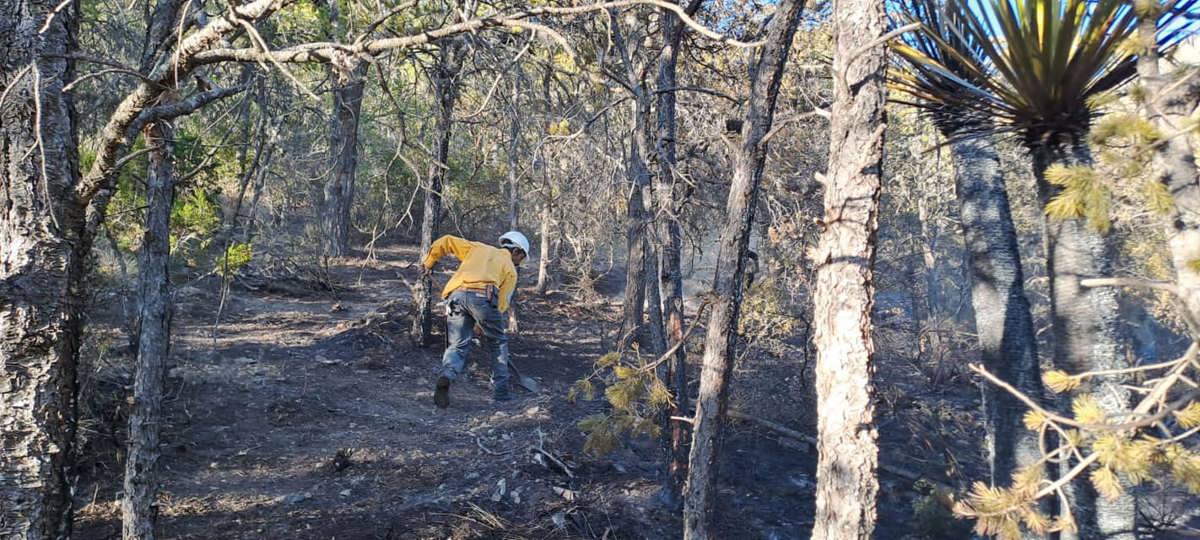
[441,289,510,394]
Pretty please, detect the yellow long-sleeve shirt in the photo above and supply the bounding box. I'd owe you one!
[422,235,517,313]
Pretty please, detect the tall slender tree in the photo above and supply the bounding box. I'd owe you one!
[321,59,367,257]
[606,11,658,351]
[122,118,179,540]
[318,0,368,257]
[415,40,466,346]
[681,0,806,535]
[810,0,889,534]
[654,0,704,506]
[1136,2,1200,328]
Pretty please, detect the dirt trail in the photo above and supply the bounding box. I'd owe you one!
[77,243,953,539]
[74,245,700,539]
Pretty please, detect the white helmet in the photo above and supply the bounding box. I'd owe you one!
[498,231,530,255]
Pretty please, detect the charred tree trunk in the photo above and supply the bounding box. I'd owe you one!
[1137,15,1200,328]
[122,120,178,540]
[1031,140,1133,540]
[618,98,653,350]
[414,43,463,346]
[948,137,1045,497]
[810,0,888,535]
[638,123,666,355]
[0,1,85,536]
[653,0,698,507]
[321,61,367,257]
[643,236,667,355]
[680,0,805,536]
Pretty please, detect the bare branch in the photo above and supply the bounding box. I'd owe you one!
[194,0,764,65]
[77,0,284,221]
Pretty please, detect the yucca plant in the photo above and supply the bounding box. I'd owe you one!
[889,1,1047,526]
[892,0,1143,144]
[890,0,1195,538]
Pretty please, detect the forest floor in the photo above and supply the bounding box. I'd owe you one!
[68,242,1196,539]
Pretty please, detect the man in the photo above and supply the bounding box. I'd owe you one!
[420,231,529,408]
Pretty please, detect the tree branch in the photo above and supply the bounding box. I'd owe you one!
[194,0,764,65]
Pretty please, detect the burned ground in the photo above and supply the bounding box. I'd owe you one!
[70,244,1111,539]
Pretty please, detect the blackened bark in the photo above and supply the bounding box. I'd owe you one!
[1030,141,1133,540]
[321,61,367,257]
[0,1,85,537]
[680,0,805,536]
[122,120,178,540]
[644,236,667,355]
[619,98,653,350]
[653,0,696,507]
[810,0,887,535]
[949,138,1044,493]
[414,43,463,346]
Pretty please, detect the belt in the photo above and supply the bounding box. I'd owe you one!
[456,284,496,295]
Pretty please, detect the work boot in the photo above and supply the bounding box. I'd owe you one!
[434,376,451,409]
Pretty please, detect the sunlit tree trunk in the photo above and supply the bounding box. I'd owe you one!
[122,119,178,540]
[414,42,463,346]
[680,0,805,535]
[320,61,366,257]
[507,96,521,231]
[810,0,887,534]
[1031,140,1133,540]
[1137,15,1200,328]
[948,137,1045,512]
[0,1,85,536]
[535,66,554,294]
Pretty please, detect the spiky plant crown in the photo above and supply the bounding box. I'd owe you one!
[889,0,1197,148]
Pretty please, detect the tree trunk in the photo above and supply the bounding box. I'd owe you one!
[1137,15,1200,328]
[810,0,887,535]
[619,97,653,350]
[949,138,1045,502]
[534,66,554,295]
[1031,141,1133,540]
[507,103,521,231]
[321,61,367,257]
[914,196,946,368]
[414,43,463,346]
[680,0,805,536]
[0,1,85,537]
[536,202,553,294]
[643,236,667,355]
[122,120,178,540]
[654,0,694,507]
